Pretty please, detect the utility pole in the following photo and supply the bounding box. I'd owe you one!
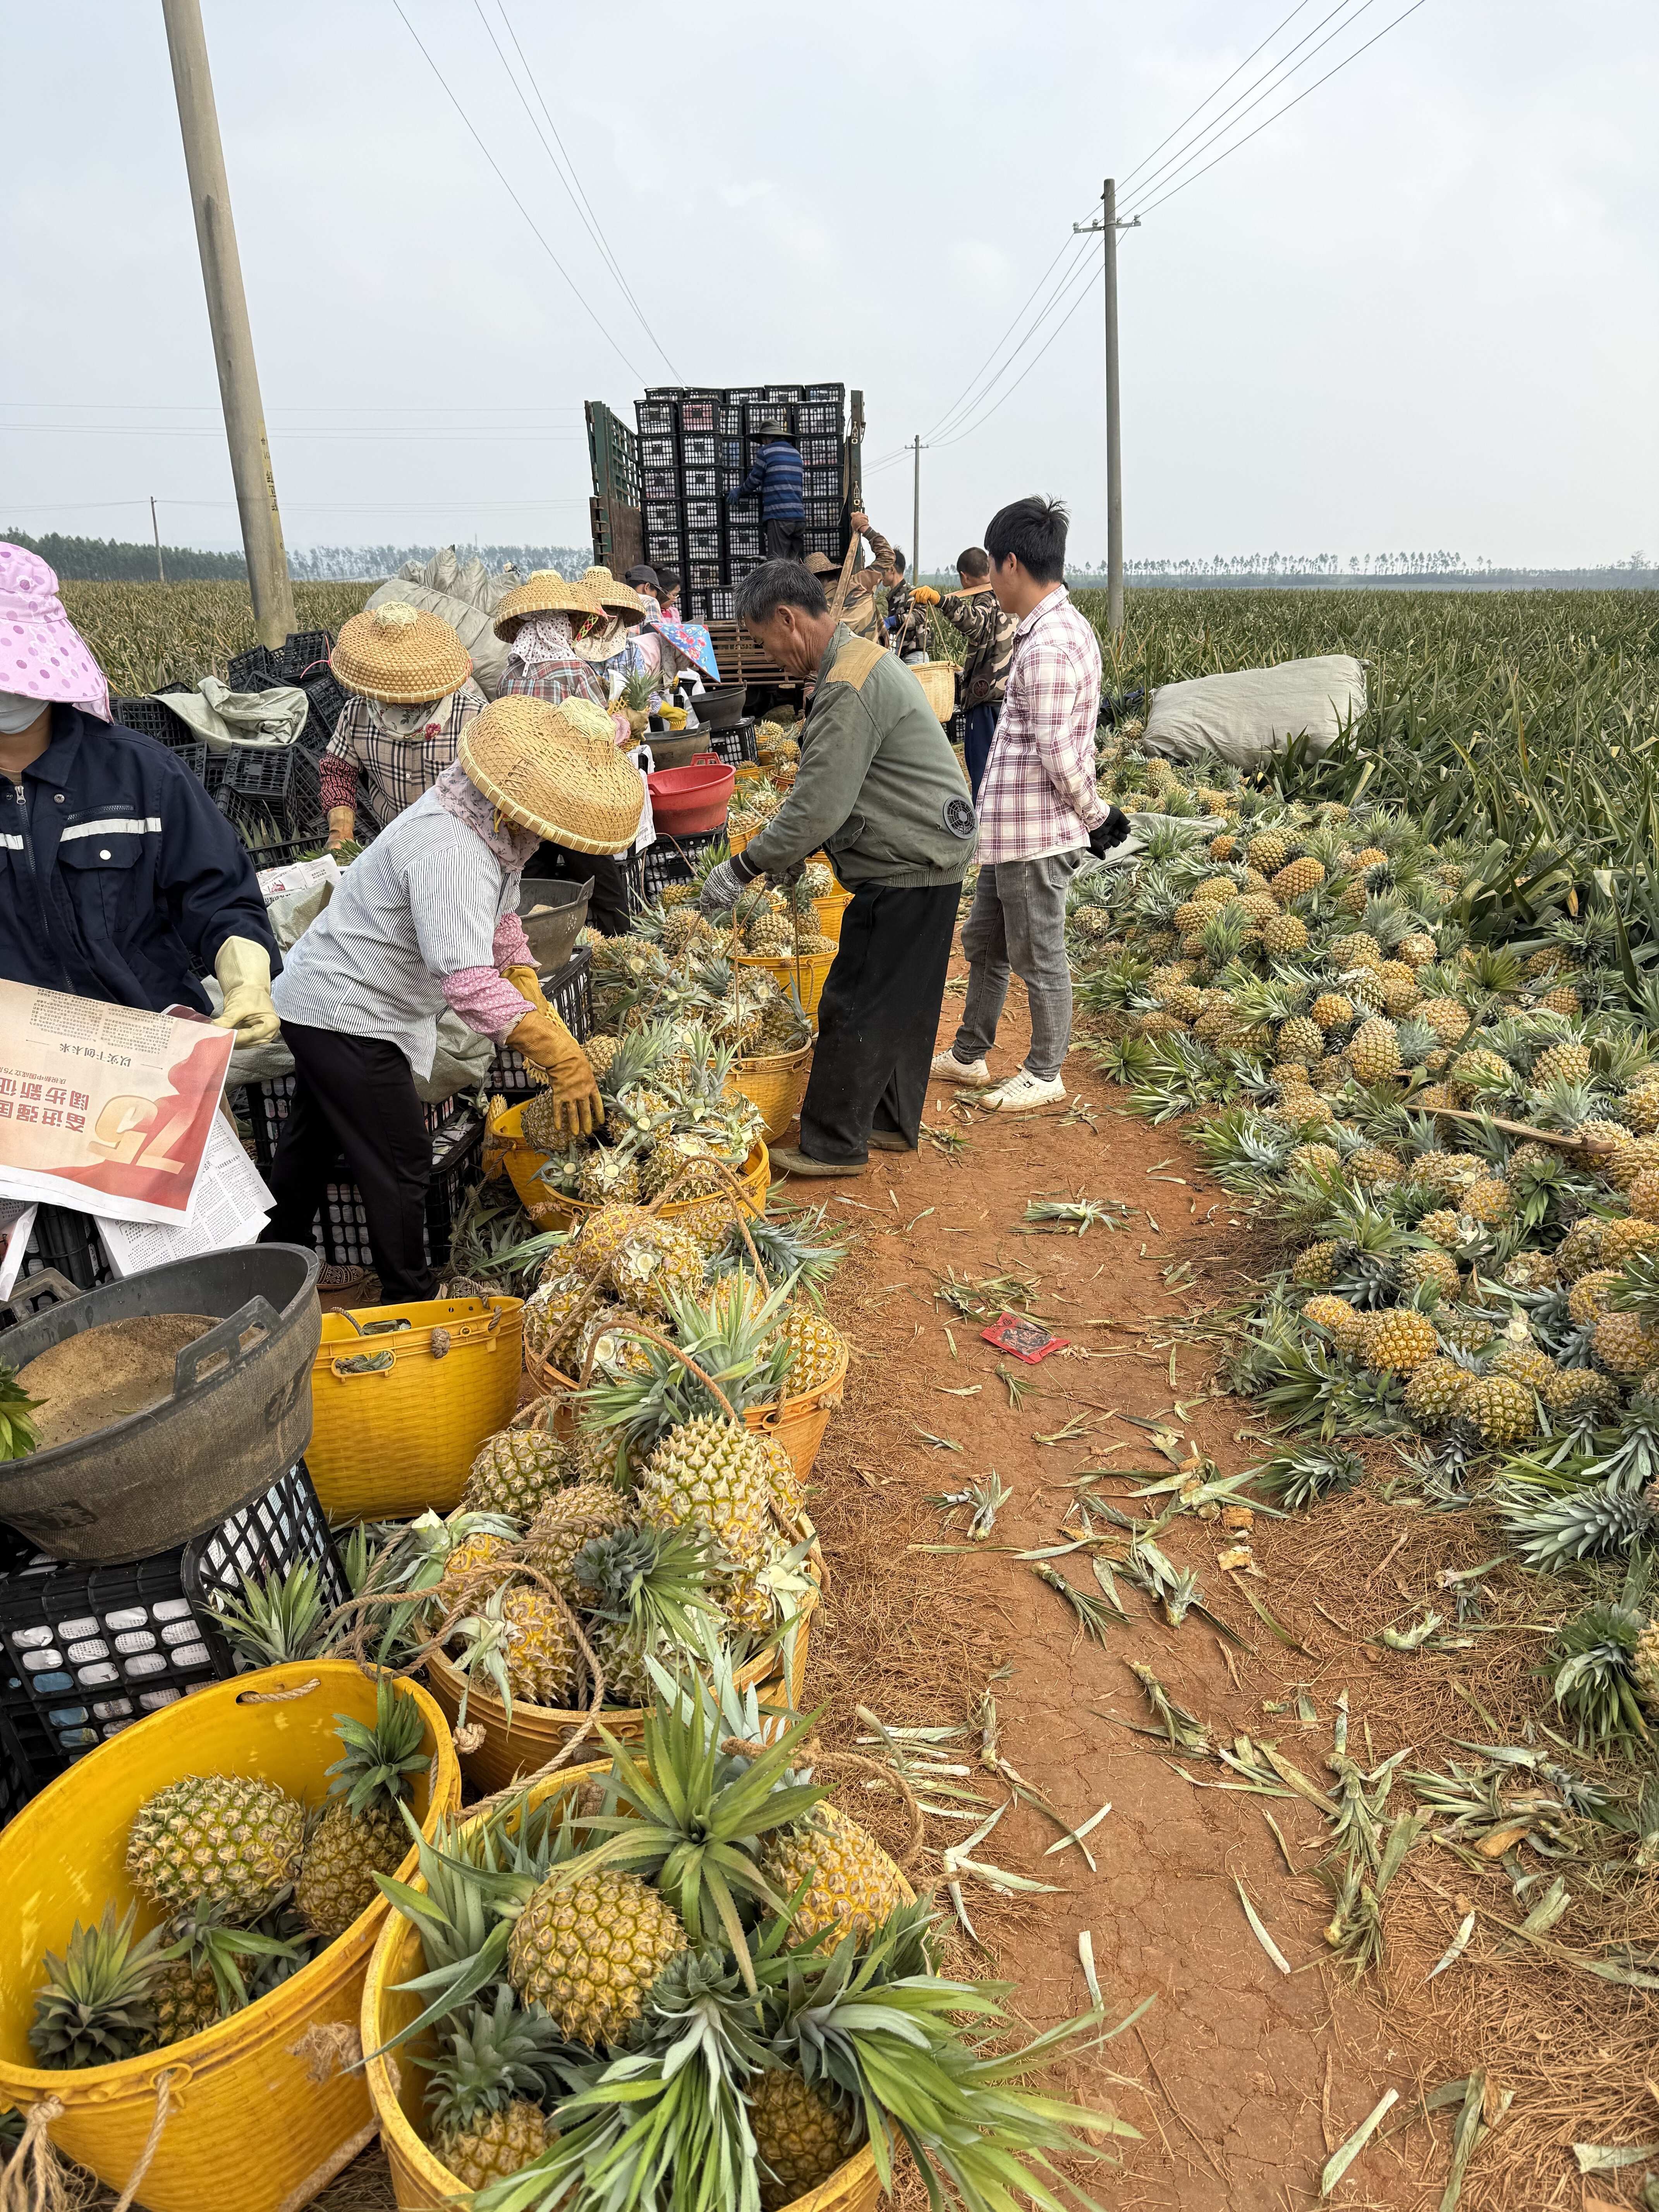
[1074,179,1139,635]
[160,0,294,647]
[149,496,166,586]
[912,434,921,593]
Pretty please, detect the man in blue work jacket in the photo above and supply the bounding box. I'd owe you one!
[732,417,805,562]
[0,543,280,1039]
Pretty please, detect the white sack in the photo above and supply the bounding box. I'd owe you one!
[1143,655,1366,768]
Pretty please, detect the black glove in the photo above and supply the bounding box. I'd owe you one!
[1088,806,1130,858]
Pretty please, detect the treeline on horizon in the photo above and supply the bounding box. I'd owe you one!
[2,531,592,584]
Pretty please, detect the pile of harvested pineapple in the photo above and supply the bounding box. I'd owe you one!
[29,1679,424,2067]
[1071,739,1659,1743]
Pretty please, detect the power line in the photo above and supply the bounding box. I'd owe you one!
[0,402,582,416]
[1115,0,1322,192]
[388,0,649,385]
[1118,0,1381,216]
[919,232,1084,442]
[924,233,1096,446]
[470,0,680,380]
[1130,0,1431,220]
[930,249,1107,452]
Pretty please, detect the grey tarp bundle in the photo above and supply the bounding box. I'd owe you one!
[365,546,530,701]
[1142,654,1366,768]
[223,871,496,1104]
[149,674,311,750]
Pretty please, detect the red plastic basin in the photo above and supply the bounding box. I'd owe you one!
[647,758,735,833]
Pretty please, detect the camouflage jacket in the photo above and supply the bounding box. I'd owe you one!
[941,584,1017,709]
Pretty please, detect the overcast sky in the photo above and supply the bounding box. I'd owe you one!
[5,0,1656,570]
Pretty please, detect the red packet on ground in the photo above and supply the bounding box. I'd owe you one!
[981,1312,1069,1363]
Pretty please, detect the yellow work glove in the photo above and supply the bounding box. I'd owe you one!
[912,585,941,607]
[326,805,356,851]
[501,961,551,1017]
[211,936,280,1047]
[508,1008,603,1138]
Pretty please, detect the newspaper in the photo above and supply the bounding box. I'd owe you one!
[95,1113,274,1279]
[0,1200,37,1302]
[0,981,234,1227]
[256,852,339,902]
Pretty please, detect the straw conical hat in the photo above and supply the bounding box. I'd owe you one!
[493,568,602,641]
[458,694,644,853]
[330,601,472,703]
[580,566,646,624]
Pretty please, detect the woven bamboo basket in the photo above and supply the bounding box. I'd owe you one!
[423,1554,818,1793]
[737,948,836,1019]
[362,1763,893,2212]
[911,659,957,723]
[489,1098,769,1236]
[307,1296,523,1520]
[730,1040,813,1142]
[0,1666,458,2212]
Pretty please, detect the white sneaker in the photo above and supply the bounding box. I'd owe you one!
[979,1069,1067,1113]
[931,1048,990,1086]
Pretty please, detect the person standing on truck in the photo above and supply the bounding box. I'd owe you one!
[321,601,484,850]
[803,510,900,645]
[912,545,1017,797]
[698,559,977,1176]
[733,418,805,562]
[0,541,279,1039]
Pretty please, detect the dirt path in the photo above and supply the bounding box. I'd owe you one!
[804,955,1444,2212]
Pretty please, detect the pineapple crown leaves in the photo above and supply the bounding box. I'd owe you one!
[1495,1475,1659,1570]
[1609,1251,1659,1326]
[572,1525,724,1651]
[213,1561,331,1668]
[325,1676,430,1819]
[709,1207,848,1306]
[1547,1599,1652,1747]
[1252,1446,1365,1512]
[154,1896,309,2019]
[577,1277,796,1451]
[420,1984,571,2135]
[549,1690,830,1989]
[28,1902,165,2070]
[0,1362,41,1462]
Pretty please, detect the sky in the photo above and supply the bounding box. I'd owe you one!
[4,0,1656,571]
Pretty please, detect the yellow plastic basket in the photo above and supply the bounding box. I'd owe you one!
[730,1042,813,1143]
[362,1767,892,2212]
[812,890,852,943]
[737,948,836,1019]
[307,1296,524,1521]
[0,1664,458,2212]
[489,1099,770,1239]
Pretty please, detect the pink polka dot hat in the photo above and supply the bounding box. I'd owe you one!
[0,542,111,721]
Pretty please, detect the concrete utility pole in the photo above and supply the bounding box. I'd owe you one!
[149,496,166,585]
[1074,179,1139,635]
[911,434,921,594]
[160,0,294,646]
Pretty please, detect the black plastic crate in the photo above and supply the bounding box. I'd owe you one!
[0,1462,347,1778]
[249,833,331,874]
[685,529,721,564]
[680,433,716,468]
[680,397,716,432]
[235,1071,475,1175]
[227,631,334,689]
[804,469,843,500]
[642,460,679,496]
[298,668,348,756]
[637,398,678,432]
[223,742,324,842]
[684,497,720,530]
[682,465,716,499]
[805,526,842,558]
[805,383,845,404]
[688,563,721,593]
[0,1699,48,1827]
[800,434,842,468]
[311,1121,481,1271]
[487,948,594,1097]
[643,528,684,570]
[725,386,765,404]
[799,402,843,433]
[641,438,677,471]
[111,694,227,795]
[765,385,805,404]
[704,716,756,767]
[1,1207,113,1331]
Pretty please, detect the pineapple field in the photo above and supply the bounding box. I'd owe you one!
[7,582,1659,2212]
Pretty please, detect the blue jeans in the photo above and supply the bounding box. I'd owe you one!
[963,702,1000,799]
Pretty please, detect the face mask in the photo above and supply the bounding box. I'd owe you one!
[369,697,440,739]
[0,690,48,734]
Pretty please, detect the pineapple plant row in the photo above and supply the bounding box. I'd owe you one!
[369,1667,1118,2208]
[27,1678,428,2070]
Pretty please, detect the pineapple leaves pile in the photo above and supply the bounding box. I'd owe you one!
[28,1679,428,2069]
[372,1669,1134,2211]
[1080,739,1659,1759]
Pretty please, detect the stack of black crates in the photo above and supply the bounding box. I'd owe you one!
[636,385,848,625]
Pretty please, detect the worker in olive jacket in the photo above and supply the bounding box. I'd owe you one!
[700,559,976,1176]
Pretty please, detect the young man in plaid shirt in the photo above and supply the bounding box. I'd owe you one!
[933,496,1126,1112]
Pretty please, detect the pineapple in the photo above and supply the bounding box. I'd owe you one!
[638,1417,776,1566]
[1208,833,1237,859]
[1460,1175,1513,1226]
[463,1422,573,1519]
[1348,1019,1402,1085]
[1532,1041,1593,1087]
[1489,1343,1556,1393]
[1417,1209,1465,1249]
[747,912,797,955]
[757,1802,908,1948]
[1402,1357,1472,1429]
[1399,1247,1460,1297]
[1602,1218,1659,1269]
[29,1904,165,2069]
[599,1214,705,1318]
[1288,1144,1342,1178]
[1399,933,1439,968]
[584,1035,620,1082]
[782,1304,848,1395]
[1540,985,1583,1018]
[1633,1618,1659,1711]
[1595,1310,1656,1378]
[1260,913,1309,959]
[575,1146,642,1207]
[1302,1295,1369,1356]
[639,1132,725,1205]
[128,1775,304,1919]
[523,1272,589,1369]
[1329,933,1382,969]
[1626,1169,1659,1217]
[1246,831,1289,875]
[577,1525,721,1707]
[1555,1219,1607,1279]
[1291,1240,1340,1286]
[1464,1374,1536,1446]
[424,1989,561,2187]
[1617,1090,1659,1137]
[148,1955,222,2049]
[296,1679,430,1942]
[1451,1047,1512,1091]
[1379,972,1421,1017]
[451,1580,579,1712]
[520,1483,635,1594]
[1361,1309,1438,1373]
[1417,996,1471,1044]
[507,1868,685,2047]
[1271,857,1325,900]
[750,2068,853,2210]
[147,1899,306,2049]
[1195,875,1238,902]
[1310,993,1353,1032]
[1438,1312,1495,1355]
[1568,1269,1621,1324]
[1349,1144,1404,1190]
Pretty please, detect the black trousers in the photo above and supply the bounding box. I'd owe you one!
[261,1024,434,1301]
[533,842,632,936]
[765,518,805,562]
[798,881,961,1164]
